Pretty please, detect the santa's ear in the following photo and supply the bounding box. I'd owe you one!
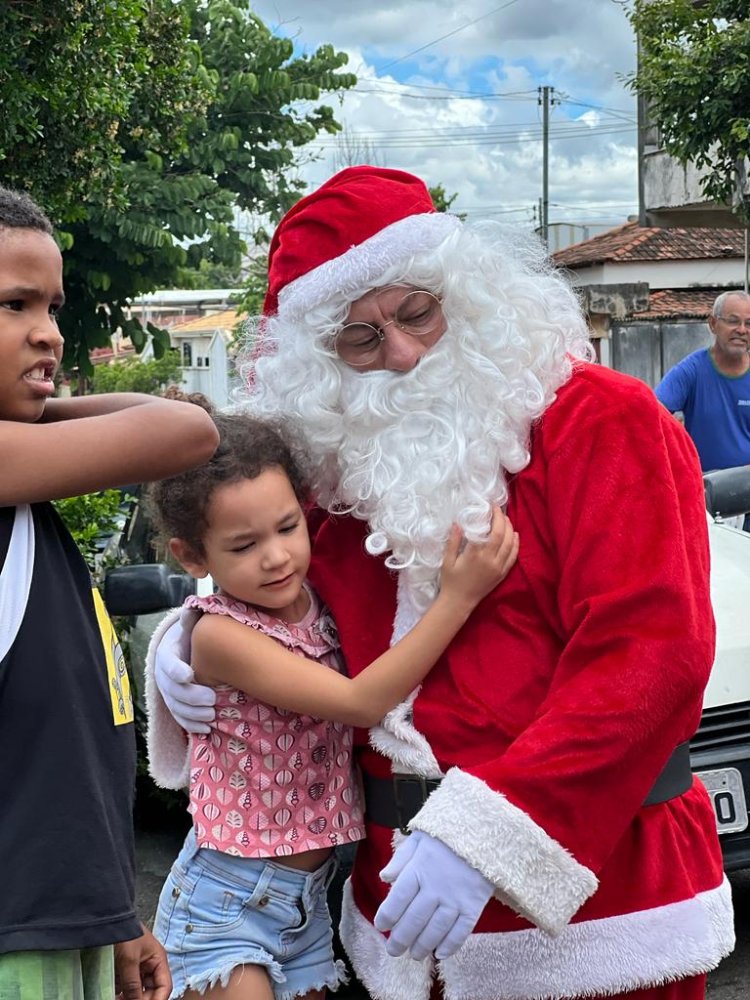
[169,538,209,579]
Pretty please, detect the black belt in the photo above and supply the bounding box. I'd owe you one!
[643,740,692,806]
[363,741,693,834]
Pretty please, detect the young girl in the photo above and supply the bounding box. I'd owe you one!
[146,405,518,1000]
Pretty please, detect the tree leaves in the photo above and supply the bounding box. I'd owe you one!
[1,0,356,374]
[628,0,750,220]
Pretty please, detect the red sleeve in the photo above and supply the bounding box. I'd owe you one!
[411,371,715,933]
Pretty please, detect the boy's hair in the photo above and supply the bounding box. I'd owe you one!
[148,392,310,556]
[0,186,53,235]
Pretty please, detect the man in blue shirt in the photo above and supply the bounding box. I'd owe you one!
[656,290,750,472]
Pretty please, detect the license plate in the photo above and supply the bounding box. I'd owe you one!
[697,767,749,835]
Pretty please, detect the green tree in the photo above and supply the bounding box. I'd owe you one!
[628,0,750,220]
[61,0,356,375]
[0,1,356,375]
[0,1,208,221]
[90,352,183,395]
[174,258,244,291]
[429,184,459,213]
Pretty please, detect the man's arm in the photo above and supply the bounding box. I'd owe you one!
[654,356,694,414]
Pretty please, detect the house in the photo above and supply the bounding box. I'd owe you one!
[127,288,239,330]
[167,309,245,409]
[638,109,743,230]
[636,11,749,229]
[553,222,746,385]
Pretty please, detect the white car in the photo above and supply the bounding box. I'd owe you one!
[692,484,750,869]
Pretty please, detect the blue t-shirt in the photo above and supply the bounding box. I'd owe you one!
[655,348,750,471]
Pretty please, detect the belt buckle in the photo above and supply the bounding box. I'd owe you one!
[392,775,428,835]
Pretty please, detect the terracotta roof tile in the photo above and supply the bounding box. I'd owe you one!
[554,221,744,267]
[631,288,742,320]
[169,308,244,333]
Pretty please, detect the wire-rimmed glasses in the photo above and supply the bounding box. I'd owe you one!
[333,289,444,368]
[716,314,750,332]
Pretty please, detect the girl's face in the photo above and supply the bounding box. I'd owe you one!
[0,229,64,423]
[173,467,312,622]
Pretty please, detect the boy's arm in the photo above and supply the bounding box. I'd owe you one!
[39,393,179,421]
[1,394,218,505]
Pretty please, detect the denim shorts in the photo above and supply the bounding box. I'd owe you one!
[153,829,346,1000]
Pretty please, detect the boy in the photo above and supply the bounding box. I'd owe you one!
[0,186,218,1000]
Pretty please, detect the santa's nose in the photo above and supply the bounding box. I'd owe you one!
[381,327,428,372]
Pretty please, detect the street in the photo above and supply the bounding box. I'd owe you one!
[707,869,750,999]
[136,825,750,999]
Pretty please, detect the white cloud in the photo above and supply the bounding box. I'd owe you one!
[252,0,639,229]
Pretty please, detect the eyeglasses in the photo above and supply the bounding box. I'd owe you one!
[717,315,750,331]
[334,289,444,367]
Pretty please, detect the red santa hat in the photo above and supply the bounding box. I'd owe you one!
[263,165,461,318]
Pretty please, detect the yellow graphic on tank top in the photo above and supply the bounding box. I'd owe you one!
[92,587,134,725]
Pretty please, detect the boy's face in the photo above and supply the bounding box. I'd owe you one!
[0,228,64,423]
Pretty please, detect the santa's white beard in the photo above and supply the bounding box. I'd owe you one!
[326,322,550,613]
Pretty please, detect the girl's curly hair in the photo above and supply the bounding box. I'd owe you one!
[148,389,310,555]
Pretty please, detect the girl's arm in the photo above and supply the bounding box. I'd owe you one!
[0,394,219,505]
[191,508,518,728]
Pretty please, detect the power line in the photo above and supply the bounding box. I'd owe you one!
[376,0,523,72]
[319,119,631,138]
[352,87,537,103]
[313,124,635,150]
[558,95,637,125]
[352,80,538,100]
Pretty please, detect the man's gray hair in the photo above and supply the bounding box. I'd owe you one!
[712,289,750,318]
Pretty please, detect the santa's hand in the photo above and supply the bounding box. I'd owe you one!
[374,831,493,961]
[154,617,216,733]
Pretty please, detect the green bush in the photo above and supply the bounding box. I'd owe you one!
[90,352,182,395]
[53,489,125,571]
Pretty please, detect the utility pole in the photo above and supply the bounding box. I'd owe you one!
[538,86,557,246]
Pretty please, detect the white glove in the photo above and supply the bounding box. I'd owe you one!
[154,615,216,733]
[374,831,493,961]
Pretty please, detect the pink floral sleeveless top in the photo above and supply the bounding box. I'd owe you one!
[184,585,365,858]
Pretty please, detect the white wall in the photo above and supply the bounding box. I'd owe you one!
[566,257,743,291]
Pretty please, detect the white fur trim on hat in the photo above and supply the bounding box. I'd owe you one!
[409,767,599,935]
[340,876,734,1000]
[277,211,461,319]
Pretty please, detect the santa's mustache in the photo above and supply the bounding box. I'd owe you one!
[330,328,525,610]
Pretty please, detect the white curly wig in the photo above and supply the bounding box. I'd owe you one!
[237,219,593,613]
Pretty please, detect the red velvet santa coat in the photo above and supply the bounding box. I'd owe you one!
[144,363,733,1000]
[307,363,733,1000]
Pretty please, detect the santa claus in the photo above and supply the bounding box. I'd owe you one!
[150,166,733,1000]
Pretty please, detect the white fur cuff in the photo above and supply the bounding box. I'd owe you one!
[409,768,598,935]
[341,874,734,1000]
[144,608,192,790]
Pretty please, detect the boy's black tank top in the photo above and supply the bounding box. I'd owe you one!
[0,503,140,953]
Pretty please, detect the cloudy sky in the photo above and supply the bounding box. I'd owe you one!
[252,0,639,241]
